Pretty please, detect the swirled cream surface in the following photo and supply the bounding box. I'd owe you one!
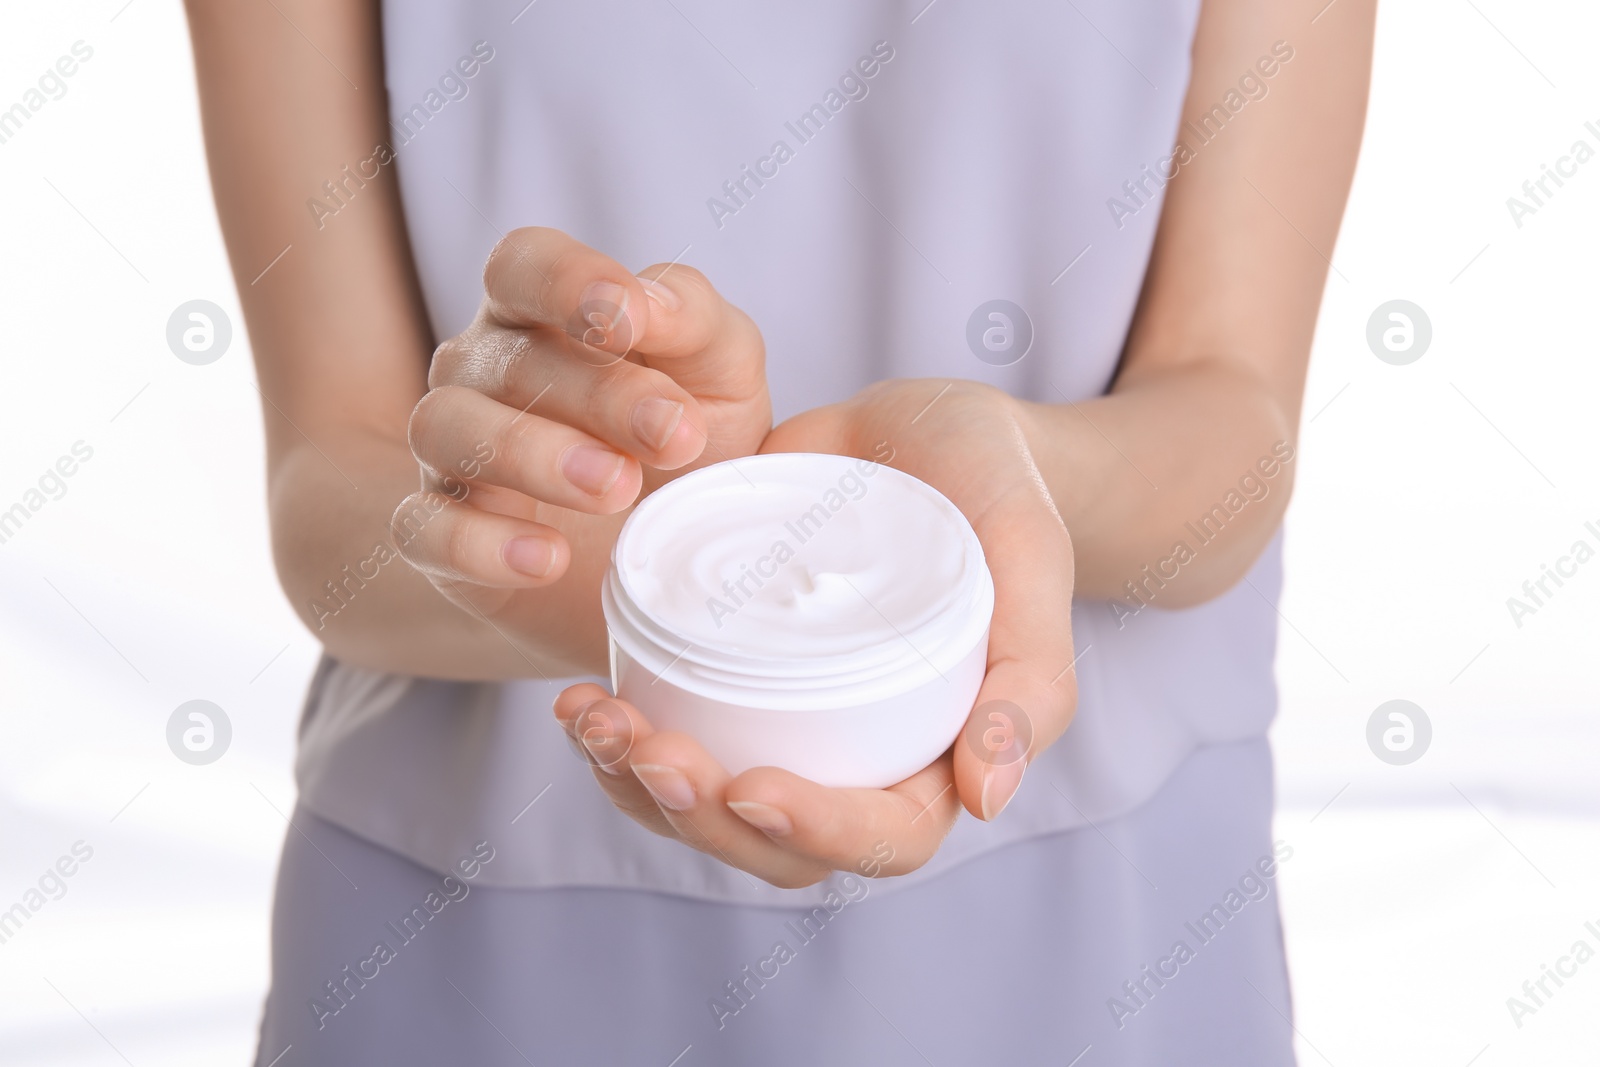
[609,453,993,699]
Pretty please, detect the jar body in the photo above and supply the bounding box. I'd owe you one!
[599,452,994,789]
[607,615,988,788]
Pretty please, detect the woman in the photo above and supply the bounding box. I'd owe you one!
[184,0,1372,1062]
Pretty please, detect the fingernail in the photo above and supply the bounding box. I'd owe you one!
[980,759,1027,822]
[630,396,684,452]
[728,800,792,838]
[632,764,696,811]
[577,282,632,347]
[579,722,625,776]
[559,697,598,734]
[637,275,681,311]
[503,536,555,578]
[561,444,624,496]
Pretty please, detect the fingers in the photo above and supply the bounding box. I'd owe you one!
[553,686,674,836]
[723,758,961,876]
[553,693,831,887]
[390,491,571,587]
[625,729,830,889]
[479,229,764,397]
[551,689,959,885]
[428,328,708,472]
[631,264,768,406]
[409,386,642,513]
[481,227,649,358]
[551,687,852,889]
[429,234,769,491]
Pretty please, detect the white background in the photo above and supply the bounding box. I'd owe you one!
[1,1,1596,1064]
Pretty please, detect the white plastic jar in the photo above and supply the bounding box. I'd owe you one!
[601,452,994,789]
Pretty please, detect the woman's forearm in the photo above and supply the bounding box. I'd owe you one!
[188,0,616,680]
[1028,0,1374,613]
[268,428,616,680]
[1022,359,1294,609]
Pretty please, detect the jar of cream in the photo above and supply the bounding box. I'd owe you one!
[601,452,994,789]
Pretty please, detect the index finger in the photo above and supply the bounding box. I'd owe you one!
[482,226,649,357]
[723,757,962,877]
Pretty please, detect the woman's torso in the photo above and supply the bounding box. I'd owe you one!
[293,0,1285,905]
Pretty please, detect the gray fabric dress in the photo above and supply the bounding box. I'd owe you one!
[256,740,1294,1066]
[255,1,1301,1062]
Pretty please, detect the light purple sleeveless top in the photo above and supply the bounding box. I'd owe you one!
[294,0,1284,905]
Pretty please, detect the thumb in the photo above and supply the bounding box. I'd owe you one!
[758,403,855,457]
[950,480,1079,821]
[630,263,768,410]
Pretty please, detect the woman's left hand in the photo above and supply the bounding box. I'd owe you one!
[554,379,1077,888]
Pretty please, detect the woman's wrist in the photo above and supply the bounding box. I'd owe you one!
[1011,393,1101,539]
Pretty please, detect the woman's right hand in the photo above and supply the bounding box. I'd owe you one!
[393,228,770,664]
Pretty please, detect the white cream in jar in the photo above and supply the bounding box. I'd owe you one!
[602,452,993,788]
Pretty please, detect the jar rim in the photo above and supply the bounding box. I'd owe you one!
[604,453,994,705]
